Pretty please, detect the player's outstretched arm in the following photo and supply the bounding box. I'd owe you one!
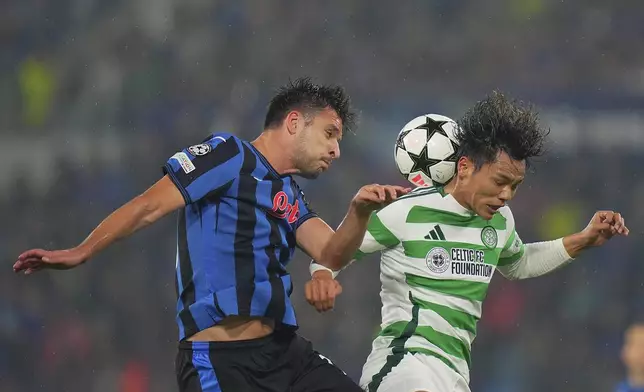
[13,175,185,275]
[298,184,409,312]
[316,184,409,271]
[563,210,629,256]
[499,210,629,280]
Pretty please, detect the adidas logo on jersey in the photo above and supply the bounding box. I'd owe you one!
[424,225,446,241]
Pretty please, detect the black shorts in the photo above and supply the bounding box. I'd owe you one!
[175,330,363,392]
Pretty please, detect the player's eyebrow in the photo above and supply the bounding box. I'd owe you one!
[496,173,523,183]
[326,124,342,140]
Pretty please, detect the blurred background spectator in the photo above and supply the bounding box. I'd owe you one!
[615,322,644,392]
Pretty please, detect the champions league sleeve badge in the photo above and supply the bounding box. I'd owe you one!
[188,144,212,156]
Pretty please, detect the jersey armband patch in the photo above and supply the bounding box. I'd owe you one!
[171,152,195,174]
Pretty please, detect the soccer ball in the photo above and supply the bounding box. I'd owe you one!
[394,114,461,187]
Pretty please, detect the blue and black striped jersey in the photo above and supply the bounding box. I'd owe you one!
[163,133,317,340]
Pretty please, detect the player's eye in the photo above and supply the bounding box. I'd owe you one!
[325,130,333,139]
[494,178,505,186]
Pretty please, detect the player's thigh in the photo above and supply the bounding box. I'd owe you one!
[361,352,465,392]
[291,350,363,392]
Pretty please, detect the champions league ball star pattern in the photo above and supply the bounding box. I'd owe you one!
[394,114,461,187]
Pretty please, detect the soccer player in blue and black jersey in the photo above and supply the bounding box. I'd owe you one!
[14,77,409,392]
[616,322,644,392]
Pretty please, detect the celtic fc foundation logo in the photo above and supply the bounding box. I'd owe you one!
[481,226,498,249]
[426,247,451,274]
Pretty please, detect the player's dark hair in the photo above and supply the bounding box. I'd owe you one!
[264,77,356,132]
[455,91,549,170]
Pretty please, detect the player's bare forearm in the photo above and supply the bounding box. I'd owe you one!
[14,176,186,274]
[562,232,589,259]
[318,205,371,270]
[77,198,156,258]
[78,175,185,259]
[297,184,409,272]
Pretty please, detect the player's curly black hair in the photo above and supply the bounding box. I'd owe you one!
[455,91,549,170]
[264,77,356,132]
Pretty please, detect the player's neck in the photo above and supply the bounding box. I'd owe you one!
[251,132,298,176]
[443,180,456,195]
[443,179,472,211]
[443,181,474,212]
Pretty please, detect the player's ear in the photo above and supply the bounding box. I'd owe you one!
[457,156,474,179]
[285,111,303,136]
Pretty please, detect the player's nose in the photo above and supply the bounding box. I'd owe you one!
[330,141,340,159]
[499,186,513,201]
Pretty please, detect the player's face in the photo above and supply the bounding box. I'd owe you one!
[459,151,526,220]
[293,107,343,179]
[622,326,644,371]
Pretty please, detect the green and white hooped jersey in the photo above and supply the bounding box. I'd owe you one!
[355,186,525,382]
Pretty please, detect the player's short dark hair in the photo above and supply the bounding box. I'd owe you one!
[455,91,549,170]
[264,77,356,132]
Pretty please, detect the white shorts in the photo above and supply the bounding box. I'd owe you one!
[360,338,471,392]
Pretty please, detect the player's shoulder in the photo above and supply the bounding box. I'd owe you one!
[393,185,444,206]
[377,185,443,218]
[497,204,514,219]
[496,204,516,229]
[187,132,242,157]
[399,185,442,199]
[202,132,242,146]
[391,186,444,209]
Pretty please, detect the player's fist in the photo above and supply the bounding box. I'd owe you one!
[351,184,411,216]
[13,247,90,275]
[305,270,343,313]
[580,210,629,247]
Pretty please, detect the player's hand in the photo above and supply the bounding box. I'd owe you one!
[13,247,90,275]
[305,270,343,313]
[580,210,629,247]
[351,184,411,216]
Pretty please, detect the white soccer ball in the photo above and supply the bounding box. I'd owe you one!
[394,114,461,187]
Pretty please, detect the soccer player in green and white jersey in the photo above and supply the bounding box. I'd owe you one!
[305,92,629,392]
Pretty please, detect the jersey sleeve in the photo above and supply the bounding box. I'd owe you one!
[293,186,318,229]
[163,133,242,205]
[498,207,526,267]
[352,204,402,261]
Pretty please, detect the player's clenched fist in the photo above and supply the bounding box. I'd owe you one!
[581,210,629,247]
[351,184,411,216]
[305,270,343,313]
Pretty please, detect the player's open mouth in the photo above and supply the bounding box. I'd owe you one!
[487,205,502,212]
